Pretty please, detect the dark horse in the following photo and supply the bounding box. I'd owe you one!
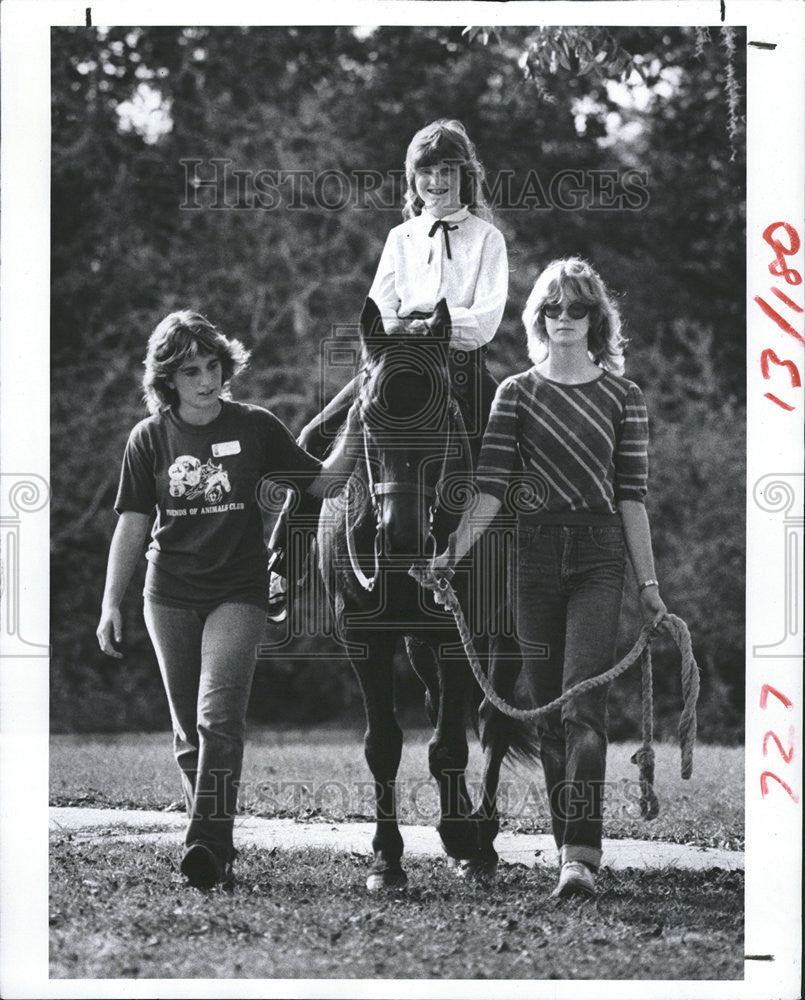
[317,297,541,888]
[317,298,484,890]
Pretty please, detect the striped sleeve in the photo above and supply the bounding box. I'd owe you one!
[476,376,519,501]
[614,382,649,502]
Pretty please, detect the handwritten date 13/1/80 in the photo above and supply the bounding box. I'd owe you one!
[759,683,799,803]
[755,221,804,412]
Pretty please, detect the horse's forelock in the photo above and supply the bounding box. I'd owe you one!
[359,339,450,429]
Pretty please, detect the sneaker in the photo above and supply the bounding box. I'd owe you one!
[267,572,287,623]
[551,860,597,899]
[181,842,224,889]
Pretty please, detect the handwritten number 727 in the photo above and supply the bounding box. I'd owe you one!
[759,685,799,802]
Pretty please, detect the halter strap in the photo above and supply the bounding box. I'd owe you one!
[347,393,460,591]
[373,482,437,498]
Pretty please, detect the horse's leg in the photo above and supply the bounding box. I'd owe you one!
[471,630,524,875]
[351,634,407,891]
[404,635,439,727]
[428,637,477,860]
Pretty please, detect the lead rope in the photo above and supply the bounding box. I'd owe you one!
[408,565,700,819]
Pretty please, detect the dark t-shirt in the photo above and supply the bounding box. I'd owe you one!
[114,400,321,610]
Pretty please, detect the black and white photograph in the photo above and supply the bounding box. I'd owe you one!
[0,1,802,997]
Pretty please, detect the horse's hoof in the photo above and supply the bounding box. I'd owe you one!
[366,867,408,892]
[465,853,499,880]
[438,819,479,861]
[447,853,498,881]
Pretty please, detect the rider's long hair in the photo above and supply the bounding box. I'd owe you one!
[402,119,491,221]
[142,310,250,414]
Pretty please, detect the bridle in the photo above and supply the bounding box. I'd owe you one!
[345,390,465,592]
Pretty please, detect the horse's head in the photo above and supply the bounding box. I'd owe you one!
[355,297,458,558]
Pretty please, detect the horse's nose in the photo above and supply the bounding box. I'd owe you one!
[380,500,428,556]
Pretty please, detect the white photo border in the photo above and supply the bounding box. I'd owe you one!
[1,1,802,998]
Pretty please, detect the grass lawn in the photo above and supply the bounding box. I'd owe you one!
[51,726,744,849]
[49,728,744,980]
[49,838,743,980]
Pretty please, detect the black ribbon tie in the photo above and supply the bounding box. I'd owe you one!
[428,220,459,260]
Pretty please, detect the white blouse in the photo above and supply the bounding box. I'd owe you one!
[368,207,508,351]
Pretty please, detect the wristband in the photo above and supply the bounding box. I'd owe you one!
[639,579,659,593]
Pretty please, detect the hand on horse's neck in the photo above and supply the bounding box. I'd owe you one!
[540,343,601,384]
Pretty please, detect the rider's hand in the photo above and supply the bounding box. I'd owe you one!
[639,586,667,629]
[97,605,124,658]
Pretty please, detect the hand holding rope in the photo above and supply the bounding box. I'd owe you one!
[408,560,700,820]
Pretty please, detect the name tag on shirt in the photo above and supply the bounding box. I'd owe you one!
[212,440,241,457]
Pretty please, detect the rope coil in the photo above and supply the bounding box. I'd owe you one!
[409,563,700,819]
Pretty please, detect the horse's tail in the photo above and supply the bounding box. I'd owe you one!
[469,632,542,765]
[479,696,542,765]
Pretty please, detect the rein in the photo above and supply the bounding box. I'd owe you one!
[344,394,461,592]
[409,563,700,820]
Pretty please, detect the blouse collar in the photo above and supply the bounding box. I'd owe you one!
[419,206,471,227]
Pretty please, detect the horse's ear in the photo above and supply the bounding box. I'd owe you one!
[426,298,451,342]
[360,298,385,342]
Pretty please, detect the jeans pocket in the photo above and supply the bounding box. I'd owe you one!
[588,526,625,552]
[516,524,540,550]
[516,527,558,585]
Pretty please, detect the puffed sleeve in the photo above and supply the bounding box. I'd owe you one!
[367,230,401,333]
[447,225,508,351]
[614,382,649,502]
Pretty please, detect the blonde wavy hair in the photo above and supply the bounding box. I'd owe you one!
[521,258,627,374]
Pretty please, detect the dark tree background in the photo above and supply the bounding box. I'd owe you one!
[51,25,746,742]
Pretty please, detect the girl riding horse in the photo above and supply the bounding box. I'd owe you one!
[267,119,508,619]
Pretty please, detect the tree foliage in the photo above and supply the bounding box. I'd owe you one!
[50,25,746,739]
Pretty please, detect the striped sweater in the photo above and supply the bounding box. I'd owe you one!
[476,368,649,514]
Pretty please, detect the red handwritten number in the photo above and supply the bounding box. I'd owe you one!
[760,771,800,803]
[763,726,795,763]
[763,221,802,285]
[757,221,804,410]
[760,349,802,386]
[759,685,798,803]
[754,296,805,346]
[760,349,802,410]
[760,683,793,709]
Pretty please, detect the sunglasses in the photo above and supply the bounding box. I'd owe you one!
[542,301,591,320]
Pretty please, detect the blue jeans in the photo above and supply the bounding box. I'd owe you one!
[143,599,267,862]
[513,523,626,870]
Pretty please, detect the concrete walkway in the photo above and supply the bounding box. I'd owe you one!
[50,807,743,871]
